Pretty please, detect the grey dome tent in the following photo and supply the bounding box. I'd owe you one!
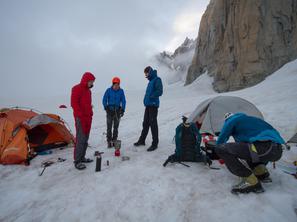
[187,96,264,135]
[288,132,297,144]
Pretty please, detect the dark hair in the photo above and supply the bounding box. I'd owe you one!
[144,66,152,74]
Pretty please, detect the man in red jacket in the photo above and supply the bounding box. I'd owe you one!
[71,72,96,170]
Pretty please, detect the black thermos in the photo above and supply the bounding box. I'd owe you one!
[95,155,102,172]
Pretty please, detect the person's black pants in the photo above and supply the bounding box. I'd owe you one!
[215,141,282,177]
[106,109,120,142]
[139,106,159,146]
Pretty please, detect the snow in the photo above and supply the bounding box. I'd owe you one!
[1,59,297,222]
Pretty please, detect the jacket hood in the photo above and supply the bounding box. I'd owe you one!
[80,72,96,87]
[148,69,157,81]
[226,112,245,122]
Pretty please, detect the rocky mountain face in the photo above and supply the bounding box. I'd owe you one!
[156,37,196,83]
[186,0,297,92]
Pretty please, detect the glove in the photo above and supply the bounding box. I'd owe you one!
[105,106,111,114]
[119,108,124,117]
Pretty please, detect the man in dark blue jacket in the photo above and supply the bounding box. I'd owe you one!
[102,77,126,147]
[215,112,284,194]
[134,66,163,151]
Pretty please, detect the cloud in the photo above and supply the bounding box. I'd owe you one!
[165,1,209,51]
[0,0,209,100]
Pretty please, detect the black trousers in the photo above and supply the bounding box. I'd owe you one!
[74,118,89,163]
[215,141,282,177]
[139,106,159,146]
[106,109,120,142]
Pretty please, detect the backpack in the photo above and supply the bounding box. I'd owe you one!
[174,122,204,162]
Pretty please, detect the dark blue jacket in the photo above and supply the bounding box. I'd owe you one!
[217,113,285,145]
[143,69,163,107]
[102,87,126,111]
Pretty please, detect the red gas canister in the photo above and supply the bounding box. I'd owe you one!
[115,149,120,157]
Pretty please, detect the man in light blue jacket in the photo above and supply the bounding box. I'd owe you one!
[102,77,126,147]
[215,112,284,194]
[134,66,163,151]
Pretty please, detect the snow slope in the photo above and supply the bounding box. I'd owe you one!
[0,60,297,222]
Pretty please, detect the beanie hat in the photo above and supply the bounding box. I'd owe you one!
[112,77,120,84]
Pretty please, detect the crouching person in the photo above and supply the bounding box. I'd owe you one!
[215,112,284,194]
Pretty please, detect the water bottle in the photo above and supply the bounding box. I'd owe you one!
[95,155,102,172]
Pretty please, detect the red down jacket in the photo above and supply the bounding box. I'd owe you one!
[71,72,96,134]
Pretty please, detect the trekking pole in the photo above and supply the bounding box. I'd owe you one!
[178,162,190,167]
[39,158,65,176]
[39,161,54,176]
[39,166,47,176]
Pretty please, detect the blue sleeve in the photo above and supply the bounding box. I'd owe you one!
[151,78,163,98]
[216,119,235,144]
[217,120,235,144]
[121,89,126,111]
[102,89,109,108]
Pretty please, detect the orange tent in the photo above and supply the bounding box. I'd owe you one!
[0,108,74,165]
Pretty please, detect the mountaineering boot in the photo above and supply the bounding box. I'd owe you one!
[147,145,158,152]
[231,174,264,194]
[134,141,146,146]
[253,164,272,183]
[81,157,93,163]
[74,162,86,170]
[256,172,272,183]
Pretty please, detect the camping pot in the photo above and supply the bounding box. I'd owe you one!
[121,156,130,161]
[114,140,121,150]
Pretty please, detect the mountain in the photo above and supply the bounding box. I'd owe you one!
[186,0,297,92]
[155,37,196,84]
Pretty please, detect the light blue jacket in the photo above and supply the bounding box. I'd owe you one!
[217,113,285,145]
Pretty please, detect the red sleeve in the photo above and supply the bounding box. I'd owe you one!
[71,86,83,117]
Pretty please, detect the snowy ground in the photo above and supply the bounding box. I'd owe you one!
[1,60,297,222]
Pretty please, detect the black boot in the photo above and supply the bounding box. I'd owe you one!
[134,141,145,146]
[147,145,158,152]
[81,157,93,163]
[74,162,86,170]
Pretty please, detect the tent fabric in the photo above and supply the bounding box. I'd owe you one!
[23,114,59,129]
[0,108,74,165]
[288,132,297,143]
[187,96,264,135]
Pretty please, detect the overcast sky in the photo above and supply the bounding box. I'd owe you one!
[0,0,209,100]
